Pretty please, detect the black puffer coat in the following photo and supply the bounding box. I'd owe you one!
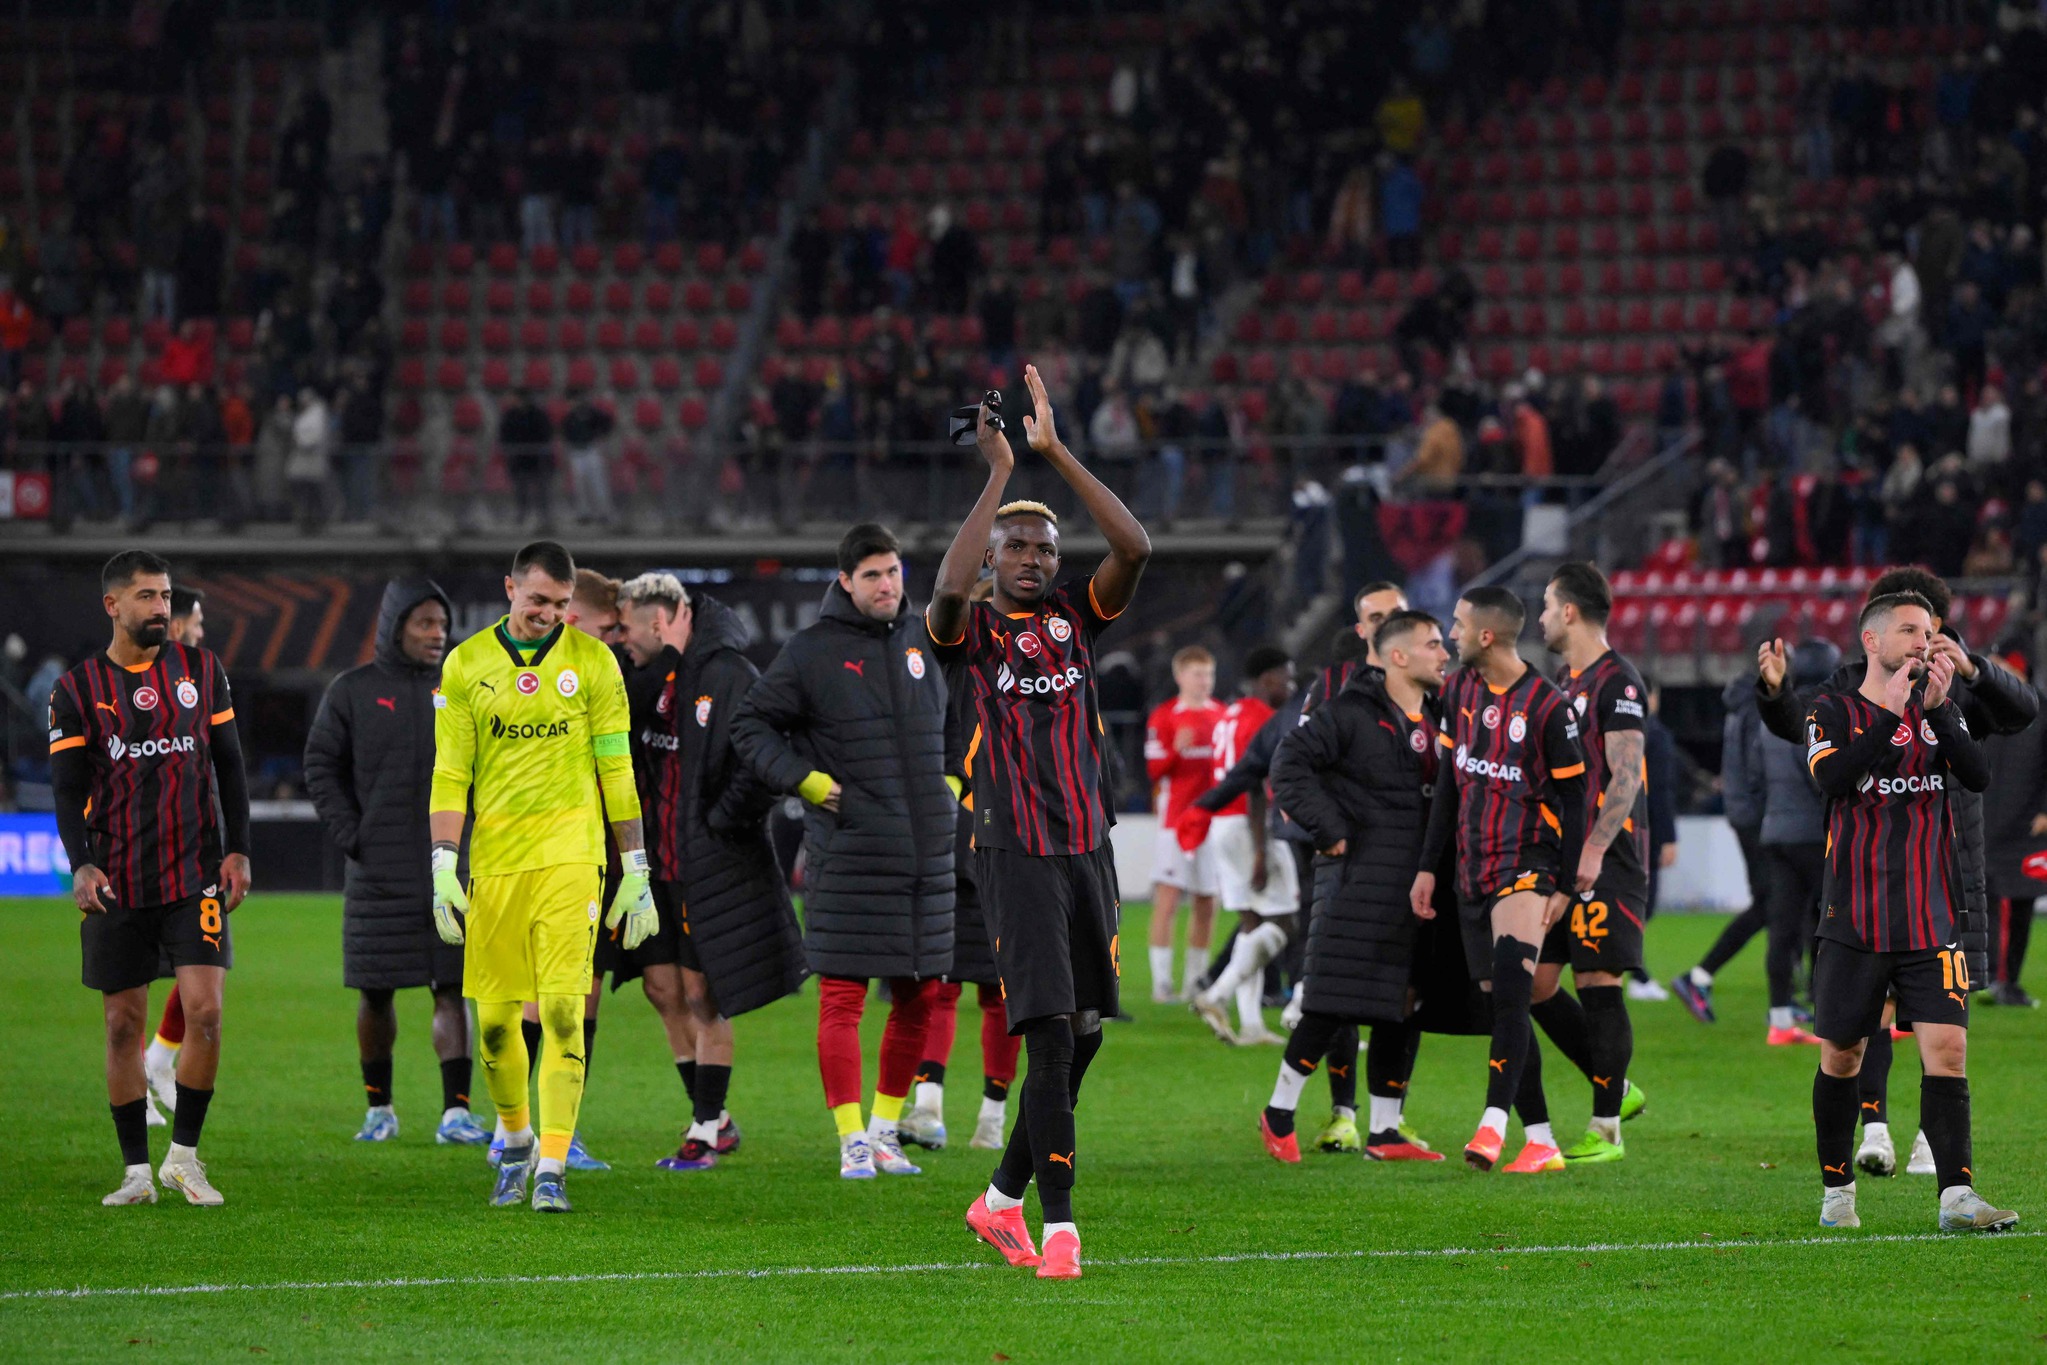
[1270,667,1444,1025]
[1982,679,2047,900]
[668,594,808,1016]
[731,582,954,980]
[304,577,460,991]
[1758,630,2039,981]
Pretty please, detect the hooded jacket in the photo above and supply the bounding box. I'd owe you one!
[1720,674,1767,831]
[1982,678,2047,900]
[1757,628,2038,980]
[645,592,808,1015]
[730,581,955,980]
[304,577,459,990]
[1755,641,1836,848]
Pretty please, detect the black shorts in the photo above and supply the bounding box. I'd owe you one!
[1813,937,1971,1043]
[1540,879,1647,974]
[1457,870,1558,981]
[976,843,1121,1030]
[82,892,233,993]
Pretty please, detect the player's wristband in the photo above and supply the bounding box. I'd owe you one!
[431,846,458,875]
[622,848,650,876]
[798,771,836,805]
[944,774,963,801]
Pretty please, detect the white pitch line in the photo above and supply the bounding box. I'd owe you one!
[4,1229,2038,1303]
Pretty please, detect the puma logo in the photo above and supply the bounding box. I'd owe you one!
[1947,991,1966,1005]
[1593,1075,1611,1088]
[844,660,865,676]
[376,696,397,712]
[913,1070,935,1085]
[1962,1166,1971,1178]
[1861,1101,1881,1113]
[1046,1152,1074,1169]
[1488,1058,1506,1072]
[1385,1078,1404,1090]
[202,933,220,950]
[476,679,496,693]
[1824,1163,1847,1176]
[1324,1064,1345,1078]
[96,701,120,713]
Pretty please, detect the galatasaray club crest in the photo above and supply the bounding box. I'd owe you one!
[1046,615,1072,643]
[557,669,580,697]
[695,695,713,728]
[906,647,926,679]
[1921,718,1937,745]
[1508,714,1527,743]
[175,678,199,709]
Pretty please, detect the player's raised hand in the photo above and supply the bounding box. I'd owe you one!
[1882,652,1919,716]
[1923,649,1956,711]
[72,863,115,914]
[1409,870,1437,920]
[1928,634,1975,683]
[1021,364,1060,453]
[607,848,658,951]
[975,396,1015,475]
[1757,638,1787,692]
[220,852,252,912]
[430,845,468,945]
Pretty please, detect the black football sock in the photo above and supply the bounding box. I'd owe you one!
[694,1063,732,1129]
[2006,896,2034,982]
[1068,1025,1103,1104]
[361,1056,394,1109]
[1857,1028,1892,1125]
[982,1076,1011,1103]
[522,1018,544,1077]
[1920,1075,1973,1191]
[914,1060,946,1088]
[1580,985,1633,1119]
[1326,1023,1360,1112]
[1530,988,1596,1083]
[1814,1070,1859,1187]
[677,1059,698,1104]
[1365,1020,1418,1100]
[1269,1012,1341,1138]
[1514,1034,1549,1128]
[1021,1019,1078,1223]
[440,1057,472,1113]
[1486,938,1538,1113]
[581,1017,597,1080]
[992,1091,1035,1200]
[171,1083,213,1150]
[111,1098,150,1166]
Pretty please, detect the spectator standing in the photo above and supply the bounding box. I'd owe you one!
[562,391,616,526]
[498,388,555,529]
[287,386,331,532]
[1378,155,1423,268]
[1967,383,2012,484]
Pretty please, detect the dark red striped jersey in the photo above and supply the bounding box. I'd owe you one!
[1556,649,1651,893]
[1805,690,1967,952]
[629,645,685,881]
[1299,660,1362,718]
[1438,665,1586,899]
[929,578,1119,856]
[47,645,235,907]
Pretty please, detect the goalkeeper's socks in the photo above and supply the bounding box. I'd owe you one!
[503,1126,534,1165]
[536,1156,565,1176]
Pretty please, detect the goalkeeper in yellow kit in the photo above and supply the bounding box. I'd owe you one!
[428,540,657,1212]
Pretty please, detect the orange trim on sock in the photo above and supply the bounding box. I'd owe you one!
[501,1106,531,1133]
[539,1131,572,1162]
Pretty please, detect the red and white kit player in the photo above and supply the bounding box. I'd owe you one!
[1146,647,1225,1002]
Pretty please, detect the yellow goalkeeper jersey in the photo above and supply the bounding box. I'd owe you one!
[431,616,640,878]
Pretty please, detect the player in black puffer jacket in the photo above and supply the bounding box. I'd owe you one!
[304,577,486,1145]
[730,524,955,1171]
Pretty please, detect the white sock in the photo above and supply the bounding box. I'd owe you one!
[1862,1120,1889,1142]
[868,1113,898,1140]
[1149,945,1175,991]
[537,1156,565,1176]
[367,1103,394,1117]
[1769,1005,1795,1029]
[1525,1121,1555,1149]
[442,1105,469,1122]
[1183,945,1207,992]
[1689,966,1712,988]
[167,1141,199,1165]
[1480,1106,1509,1135]
[686,1118,719,1144]
[1267,1061,1310,1112]
[1588,1114,1621,1143]
[1042,1219,1078,1243]
[984,1181,1024,1212]
[1214,921,1288,996]
[494,1116,510,1141]
[914,1080,943,1114]
[978,1095,1007,1124]
[1235,977,1264,1034]
[502,1125,534,1155]
[144,1038,179,1071]
[125,1161,152,1179]
[1332,1104,1356,1121]
[1368,1095,1403,1135]
[1939,1183,1972,1204]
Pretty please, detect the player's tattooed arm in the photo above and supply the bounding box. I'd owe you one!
[928,397,1016,646]
[1577,730,1641,891]
[609,817,645,853]
[1020,364,1151,617]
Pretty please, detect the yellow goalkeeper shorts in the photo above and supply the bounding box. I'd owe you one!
[463,863,603,1003]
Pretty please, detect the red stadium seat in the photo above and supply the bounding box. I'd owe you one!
[608,357,640,390]
[559,318,588,351]
[650,357,684,391]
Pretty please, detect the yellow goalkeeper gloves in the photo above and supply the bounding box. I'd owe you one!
[607,848,657,951]
[430,845,468,945]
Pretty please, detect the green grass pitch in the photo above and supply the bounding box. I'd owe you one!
[2,895,2042,1362]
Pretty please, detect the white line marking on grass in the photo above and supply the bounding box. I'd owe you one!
[7,1229,2038,1303]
